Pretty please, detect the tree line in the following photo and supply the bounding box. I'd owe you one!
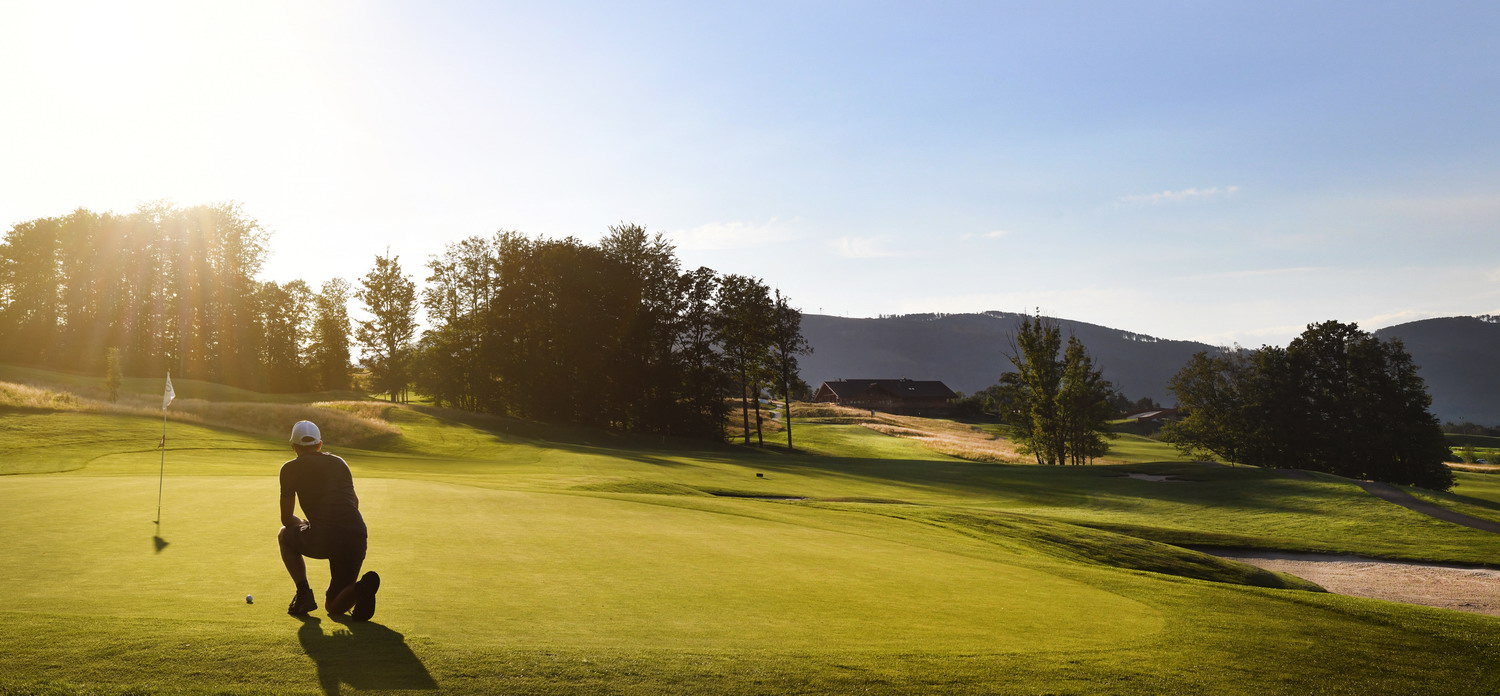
[0,204,352,392]
[0,205,810,442]
[407,224,809,441]
[959,316,1451,489]
[1164,321,1453,490]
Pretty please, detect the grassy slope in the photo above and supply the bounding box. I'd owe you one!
[1445,433,1500,449]
[1404,470,1500,525]
[0,363,364,404]
[3,384,1500,694]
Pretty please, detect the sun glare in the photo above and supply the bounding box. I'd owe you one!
[1,1,357,217]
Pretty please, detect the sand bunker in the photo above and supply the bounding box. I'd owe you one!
[1124,473,1183,482]
[1202,549,1500,617]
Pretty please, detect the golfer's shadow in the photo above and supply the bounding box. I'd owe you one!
[296,615,437,695]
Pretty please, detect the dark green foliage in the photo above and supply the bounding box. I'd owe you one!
[309,279,353,392]
[1166,321,1455,490]
[415,228,800,441]
[770,289,811,450]
[953,381,1026,423]
[716,274,776,444]
[354,253,418,403]
[255,279,313,391]
[1005,315,1115,465]
[1107,392,1162,417]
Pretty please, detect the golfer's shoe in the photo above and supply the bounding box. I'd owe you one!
[287,588,318,615]
[351,571,380,622]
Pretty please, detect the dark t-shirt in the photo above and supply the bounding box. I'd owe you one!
[280,451,367,536]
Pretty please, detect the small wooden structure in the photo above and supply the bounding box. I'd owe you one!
[813,378,958,416]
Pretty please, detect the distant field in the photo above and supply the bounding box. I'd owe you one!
[3,367,1500,694]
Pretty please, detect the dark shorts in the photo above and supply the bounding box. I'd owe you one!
[287,523,367,599]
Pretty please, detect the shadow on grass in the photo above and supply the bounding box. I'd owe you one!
[296,615,437,695]
[152,521,168,553]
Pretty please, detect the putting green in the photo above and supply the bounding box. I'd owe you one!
[0,475,1161,654]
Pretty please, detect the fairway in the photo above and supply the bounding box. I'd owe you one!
[4,399,1500,695]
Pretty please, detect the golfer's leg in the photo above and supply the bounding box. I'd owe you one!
[278,526,310,589]
[325,552,362,614]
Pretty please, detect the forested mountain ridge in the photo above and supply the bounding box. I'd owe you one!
[1375,316,1500,426]
[799,312,1500,425]
[797,312,1216,406]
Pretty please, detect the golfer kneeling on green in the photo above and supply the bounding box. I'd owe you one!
[279,420,380,620]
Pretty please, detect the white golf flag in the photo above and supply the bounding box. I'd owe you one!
[162,373,175,410]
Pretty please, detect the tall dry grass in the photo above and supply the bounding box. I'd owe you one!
[0,380,399,447]
[788,401,1026,463]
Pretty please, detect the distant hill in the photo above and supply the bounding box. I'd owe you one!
[796,312,1216,405]
[1375,316,1500,426]
[798,312,1500,426]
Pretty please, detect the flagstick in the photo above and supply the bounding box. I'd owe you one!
[156,407,167,525]
[156,371,172,526]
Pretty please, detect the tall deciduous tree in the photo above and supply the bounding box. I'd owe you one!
[420,235,497,411]
[1056,336,1114,465]
[770,289,811,450]
[309,279,354,392]
[1005,315,1113,465]
[355,254,418,402]
[677,266,728,438]
[716,274,774,445]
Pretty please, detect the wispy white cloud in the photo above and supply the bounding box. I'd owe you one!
[831,235,904,259]
[1118,185,1241,205]
[668,218,793,251]
[960,229,1011,241]
[1173,266,1322,282]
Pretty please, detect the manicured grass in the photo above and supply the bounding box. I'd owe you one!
[1454,469,1500,506]
[4,388,1500,694]
[1406,470,1500,525]
[1101,431,1196,463]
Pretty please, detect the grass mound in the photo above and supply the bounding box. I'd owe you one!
[899,506,1325,591]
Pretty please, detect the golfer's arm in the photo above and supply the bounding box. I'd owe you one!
[280,492,301,528]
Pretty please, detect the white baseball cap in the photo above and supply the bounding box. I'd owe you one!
[290,420,322,446]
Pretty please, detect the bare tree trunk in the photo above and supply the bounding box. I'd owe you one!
[740,370,751,444]
[784,378,794,452]
[753,376,764,447]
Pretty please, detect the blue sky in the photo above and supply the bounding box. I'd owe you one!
[3,1,1498,346]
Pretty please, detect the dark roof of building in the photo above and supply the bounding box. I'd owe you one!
[820,378,957,400]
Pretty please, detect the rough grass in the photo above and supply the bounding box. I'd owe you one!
[790,402,1026,462]
[790,402,1194,465]
[0,363,365,404]
[0,380,399,447]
